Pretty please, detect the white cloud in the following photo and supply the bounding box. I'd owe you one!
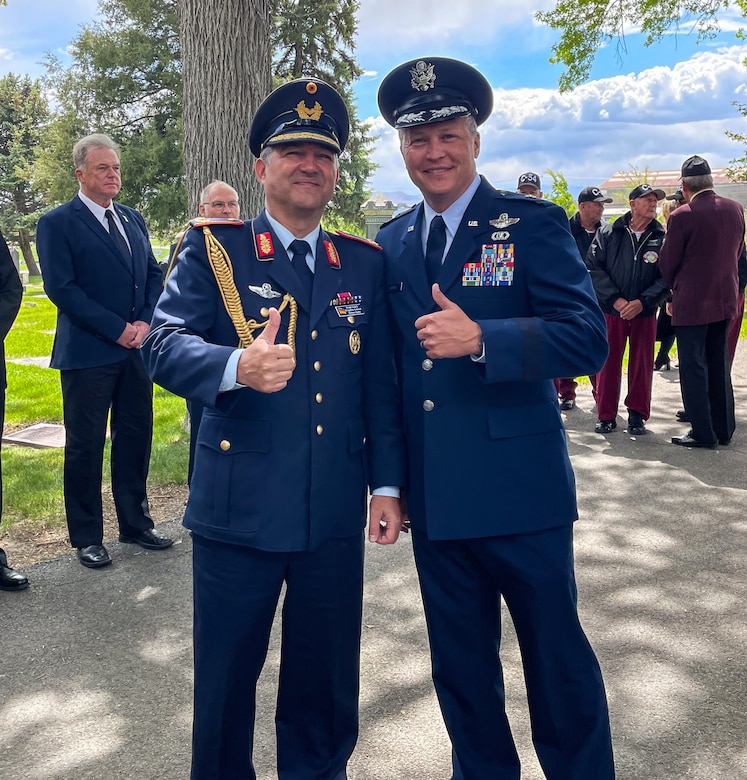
[368,45,747,195]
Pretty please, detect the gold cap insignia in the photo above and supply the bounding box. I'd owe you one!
[295,100,323,121]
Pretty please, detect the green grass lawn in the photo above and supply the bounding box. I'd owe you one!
[3,278,188,530]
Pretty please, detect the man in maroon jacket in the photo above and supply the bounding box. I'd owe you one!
[659,155,745,449]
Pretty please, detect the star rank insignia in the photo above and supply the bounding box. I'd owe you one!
[489,213,520,229]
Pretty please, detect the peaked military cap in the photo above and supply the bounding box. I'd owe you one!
[681,155,711,177]
[377,57,493,129]
[249,78,349,158]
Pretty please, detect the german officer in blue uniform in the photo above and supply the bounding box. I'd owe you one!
[143,78,405,780]
[376,58,615,779]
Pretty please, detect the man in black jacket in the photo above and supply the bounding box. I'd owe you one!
[556,186,614,409]
[586,184,668,435]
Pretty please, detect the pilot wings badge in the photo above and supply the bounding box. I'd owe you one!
[489,213,520,230]
[249,283,283,299]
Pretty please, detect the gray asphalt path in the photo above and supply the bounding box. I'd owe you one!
[1,349,746,779]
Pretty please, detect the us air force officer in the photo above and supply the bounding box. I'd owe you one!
[375,57,615,779]
[143,79,405,780]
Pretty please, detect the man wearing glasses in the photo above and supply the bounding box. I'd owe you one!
[198,181,240,220]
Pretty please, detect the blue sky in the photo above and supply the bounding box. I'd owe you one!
[2,0,746,201]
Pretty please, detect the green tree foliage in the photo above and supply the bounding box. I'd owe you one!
[0,73,49,273]
[37,0,373,233]
[37,0,184,235]
[273,0,374,230]
[536,0,738,92]
[536,0,747,178]
[544,169,576,217]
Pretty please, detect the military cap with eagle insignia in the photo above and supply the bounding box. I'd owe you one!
[248,77,350,158]
[377,57,493,129]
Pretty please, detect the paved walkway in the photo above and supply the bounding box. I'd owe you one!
[1,350,746,779]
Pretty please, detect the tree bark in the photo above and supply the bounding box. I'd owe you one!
[18,229,40,276]
[178,0,272,217]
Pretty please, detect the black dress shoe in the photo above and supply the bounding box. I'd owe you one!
[559,398,575,410]
[654,355,671,370]
[595,419,617,434]
[77,544,112,568]
[718,437,731,446]
[0,562,29,591]
[119,529,174,550]
[671,433,717,449]
[627,412,647,435]
[676,410,690,423]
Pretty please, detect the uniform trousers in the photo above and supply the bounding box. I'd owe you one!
[596,313,657,421]
[412,525,614,780]
[60,351,154,548]
[190,532,363,780]
[675,319,735,445]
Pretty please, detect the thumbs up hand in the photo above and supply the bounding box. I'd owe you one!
[236,308,296,392]
[414,284,483,359]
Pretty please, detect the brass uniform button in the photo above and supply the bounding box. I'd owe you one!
[316,425,324,435]
[315,393,323,403]
[422,359,433,371]
[260,307,269,317]
[220,440,231,451]
[347,315,355,324]
[314,361,322,371]
[311,330,318,340]
[423,400,435,412]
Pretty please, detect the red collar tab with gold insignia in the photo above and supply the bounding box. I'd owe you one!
[324,240,341,269]
[189,217,243,228]
[256,232,275,259]
[333,230,382,251]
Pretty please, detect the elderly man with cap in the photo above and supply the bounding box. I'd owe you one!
[554,185,615,408]
[659,155,745,448]
[143,78,405,779]
[586,183,668,436]
[376,56,614,780]
[516,171,542,197]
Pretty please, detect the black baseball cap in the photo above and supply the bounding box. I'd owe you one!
[629,184,666,201]
[517,172,541,191]
[666,186,685,203]
[681,155,711,177]
[578,186,613,204]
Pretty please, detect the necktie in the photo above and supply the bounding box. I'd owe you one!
[105,209,131,261]
[425,215,446,286]
[289,239,313,294]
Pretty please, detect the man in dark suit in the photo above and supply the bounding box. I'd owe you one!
[0,228,26,591]
[376,57,614,779]
[143,79,405,780]
[36,134,171,568]
[659,155,745,449]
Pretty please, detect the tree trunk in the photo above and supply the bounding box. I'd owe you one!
[178,0,272,218]
[18,228,40,276]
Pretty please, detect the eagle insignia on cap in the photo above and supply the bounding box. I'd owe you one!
[410,60,436,92]
[295,100,323,121]
[490,213,520,229]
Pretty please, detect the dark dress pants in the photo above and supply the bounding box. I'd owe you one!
[675,319,735,445]
[412,525,614,780]
[190,532,363,780]
[60,351,154,547]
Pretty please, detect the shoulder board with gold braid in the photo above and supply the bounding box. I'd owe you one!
[200,222,298,353]
[333,230,382,251]
[189,217,244,228]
